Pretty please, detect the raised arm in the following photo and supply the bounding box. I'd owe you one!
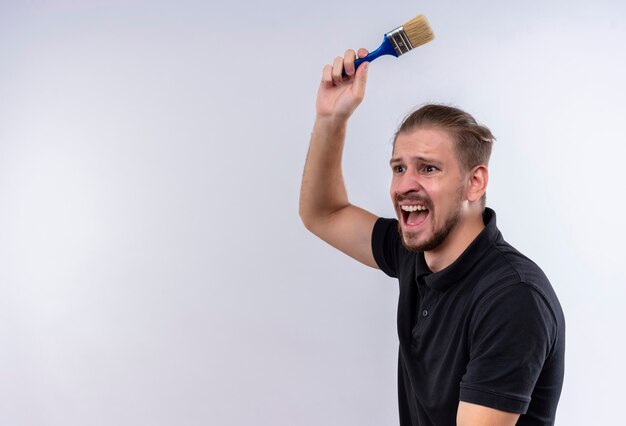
[299,49,379,269]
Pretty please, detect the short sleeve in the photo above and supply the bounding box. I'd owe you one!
[371,217,401,278]
[459,284,558,414]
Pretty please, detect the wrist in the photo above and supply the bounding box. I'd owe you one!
[314,114,349,132]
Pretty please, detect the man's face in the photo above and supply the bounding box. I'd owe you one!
[390,127,468,252]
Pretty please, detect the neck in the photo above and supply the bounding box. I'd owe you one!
[424,211,485,273]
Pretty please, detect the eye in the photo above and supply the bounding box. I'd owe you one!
[423,165,439,173]
[393,165,406,173]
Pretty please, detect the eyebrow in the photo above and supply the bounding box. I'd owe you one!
[389,156,442,166]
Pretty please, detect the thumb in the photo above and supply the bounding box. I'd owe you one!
[352,61,369,100]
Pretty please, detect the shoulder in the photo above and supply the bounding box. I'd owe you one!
[468,238,565,351]
[492,239,563,320]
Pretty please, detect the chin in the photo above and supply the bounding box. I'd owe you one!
[399,224,449,253]
[400,231,429,253]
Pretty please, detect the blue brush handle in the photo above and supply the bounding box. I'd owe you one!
[343,35,398,76]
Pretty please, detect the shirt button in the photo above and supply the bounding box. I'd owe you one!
[422,309,429,317]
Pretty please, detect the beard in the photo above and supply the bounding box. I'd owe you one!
[396,187,464,253]
[398,208,460,252]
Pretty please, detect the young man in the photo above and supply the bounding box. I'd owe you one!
[299,49,565,425]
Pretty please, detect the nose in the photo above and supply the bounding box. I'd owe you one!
[393,168,423,196]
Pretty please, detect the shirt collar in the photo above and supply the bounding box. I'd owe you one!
[415,208,500,292]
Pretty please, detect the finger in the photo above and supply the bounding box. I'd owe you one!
[343,49,356,77]
[321,64,333,88]
[352,61,369,101]
[357,48,369,59]
[332,56,344,85]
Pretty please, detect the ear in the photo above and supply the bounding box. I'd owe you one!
[466,165,488,203]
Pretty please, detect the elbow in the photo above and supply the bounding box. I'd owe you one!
[298,195,316,232]
[299,203,347,235]
[299,202,327,235]
[298,208,315,233]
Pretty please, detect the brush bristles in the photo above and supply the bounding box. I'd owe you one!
[402,15,434,48]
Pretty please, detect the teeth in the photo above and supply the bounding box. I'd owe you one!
[400,205,427,212]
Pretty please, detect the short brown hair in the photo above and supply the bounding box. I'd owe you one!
[394,104,495,172]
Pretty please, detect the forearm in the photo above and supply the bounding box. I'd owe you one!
[299,115,351,229]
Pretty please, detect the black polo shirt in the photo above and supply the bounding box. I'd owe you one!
[371,208,565,426]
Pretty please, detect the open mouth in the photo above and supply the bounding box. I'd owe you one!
[400,204,430,227]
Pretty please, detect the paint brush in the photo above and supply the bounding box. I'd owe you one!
[345,14,434,75]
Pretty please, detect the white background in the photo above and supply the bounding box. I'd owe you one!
[1,0,624,424]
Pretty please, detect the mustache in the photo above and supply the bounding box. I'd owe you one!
[396,193,432,209]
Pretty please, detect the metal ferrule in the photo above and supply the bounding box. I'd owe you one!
[385,27,414,56]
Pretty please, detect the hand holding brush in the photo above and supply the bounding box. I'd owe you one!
[317,13,434,120]
[342,14,434,76]
[317,48,371,120]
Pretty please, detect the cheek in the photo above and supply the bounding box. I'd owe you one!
[389,179,398,200]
